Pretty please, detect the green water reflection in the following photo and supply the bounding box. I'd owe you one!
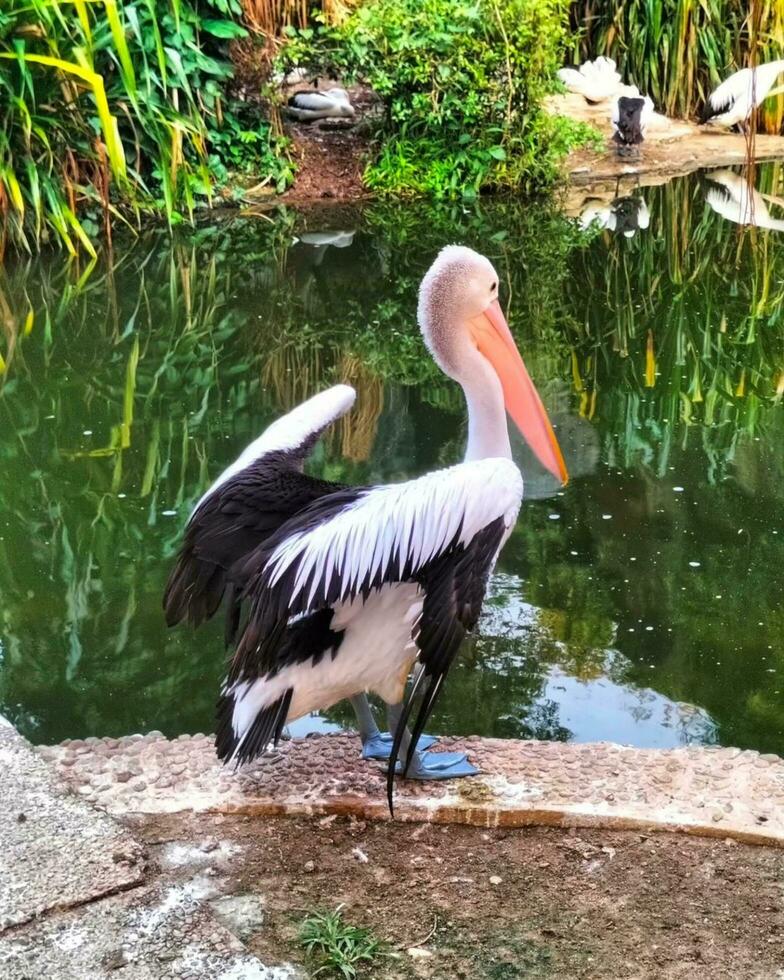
[1,168,782,752]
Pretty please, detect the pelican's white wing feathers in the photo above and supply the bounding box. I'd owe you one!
[164,385,356,630]
[195,385,356,512]
[265,457,523,611]
[289,91,334,111]
[709,67,753,112]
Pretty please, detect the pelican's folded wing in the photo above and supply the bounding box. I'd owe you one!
[230,457,524,776]
[288,91,329,111]
[163,385,356,632]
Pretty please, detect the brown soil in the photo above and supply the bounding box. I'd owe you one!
[281,84,379,204]
[138,812,784,980]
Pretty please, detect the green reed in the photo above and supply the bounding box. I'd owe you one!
[0,0,291,258]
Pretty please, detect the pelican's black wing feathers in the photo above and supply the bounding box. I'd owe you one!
[386,515,507,807]
[163,385,356,638]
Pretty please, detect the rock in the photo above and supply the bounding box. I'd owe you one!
[351,847,369,864]
[304,860,315,873]
[209,894,266,943]
[102,949,127,971]
[407,947,434,959]
[489,875,502,885]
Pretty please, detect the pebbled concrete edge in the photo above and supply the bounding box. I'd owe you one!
[37,733,784,850]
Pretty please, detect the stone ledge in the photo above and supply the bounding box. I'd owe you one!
[38,733,784,848]
[545,91,784,187]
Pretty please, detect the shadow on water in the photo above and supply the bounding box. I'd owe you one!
[0,168,783,753]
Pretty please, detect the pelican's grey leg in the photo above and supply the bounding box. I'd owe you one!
[386,703,478,780]
[350,693,387,760]
[350,693,437,760]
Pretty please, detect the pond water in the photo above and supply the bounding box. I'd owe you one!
[1,166,783,754]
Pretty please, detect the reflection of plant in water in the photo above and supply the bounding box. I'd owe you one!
[568,167,784,481]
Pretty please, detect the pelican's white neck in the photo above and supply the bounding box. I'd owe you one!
[459,348,512,462]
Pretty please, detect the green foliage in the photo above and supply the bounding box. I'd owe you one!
[571,0,784,131]
[207,100,295,192]
[0,0,292,255]
[283,0,588,197]
[299,907,386,979]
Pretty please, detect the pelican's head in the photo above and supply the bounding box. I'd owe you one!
[417,245,568,484]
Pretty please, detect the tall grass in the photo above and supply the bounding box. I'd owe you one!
[241,0,357,34]
[0,0,289,257]
[571,0,784,130]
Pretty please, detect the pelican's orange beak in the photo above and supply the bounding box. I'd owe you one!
[469,299,568,484]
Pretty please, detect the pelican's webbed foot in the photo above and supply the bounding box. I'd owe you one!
[397,750,479,780]
[351,693,439,760]
[361,730,437,760]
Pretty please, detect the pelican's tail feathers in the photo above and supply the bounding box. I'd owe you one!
[216,681,293,767]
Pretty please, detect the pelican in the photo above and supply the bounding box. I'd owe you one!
[286,88,355,123]
[702,60,784,132]
[611,94,654,154]
[705,169,784,231]
[558,57,624,104]
[163,247,567,806]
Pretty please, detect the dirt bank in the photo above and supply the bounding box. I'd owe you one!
[138,811,784,979]
[278,83,378,204]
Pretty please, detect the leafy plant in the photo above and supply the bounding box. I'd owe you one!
[207,99,295,193]
[299,906,386,979]
[281,0,592,198]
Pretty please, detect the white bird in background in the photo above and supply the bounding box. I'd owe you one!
[286,87,356,123]
[296,230,357,270]
[558,56,625,103]
[705,169,784,231]
[580,195,650,238]
[299,231,356,249]
[164,246,568,810]
[611,93,655,154]
[702,60,784,132]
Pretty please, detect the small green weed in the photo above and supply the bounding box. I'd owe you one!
[299,906,386,979]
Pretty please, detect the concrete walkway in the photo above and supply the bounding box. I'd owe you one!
[0,719,302,980]
[5,719,784,977]
[39,732,784,847]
